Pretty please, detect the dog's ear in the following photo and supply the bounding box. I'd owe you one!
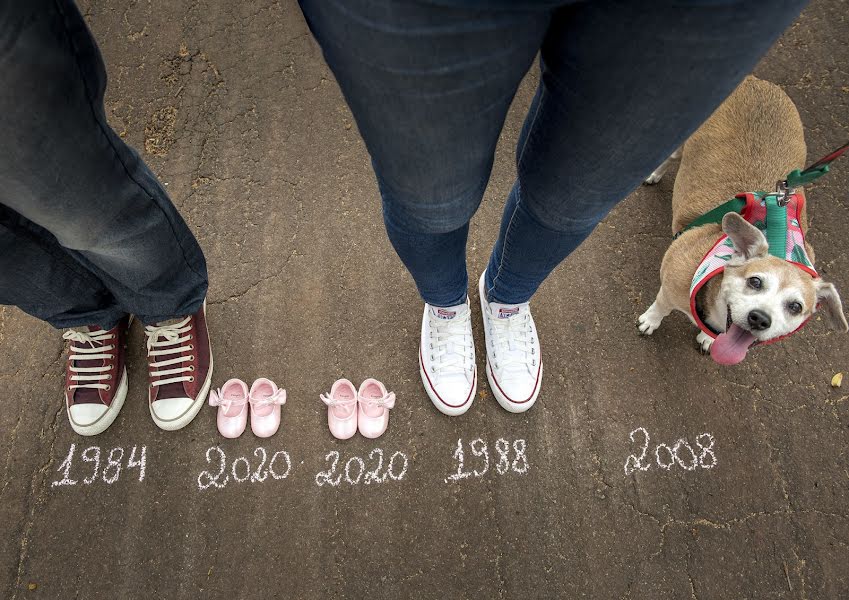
[816,280,849,332]
[723,212,768,260]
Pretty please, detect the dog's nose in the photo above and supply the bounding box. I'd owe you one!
[747,309,771,331]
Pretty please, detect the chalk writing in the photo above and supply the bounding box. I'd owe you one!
[625,428,717,475]
[315,449,408,487]
[51,444,146,487]
[197,446,292,491]
[445,438,528,483]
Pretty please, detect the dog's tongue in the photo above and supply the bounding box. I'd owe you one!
[710,324,756,365]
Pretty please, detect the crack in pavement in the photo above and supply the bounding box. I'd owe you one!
[208,196,303,305]
[10,399,65,600]
[1,338,63,506]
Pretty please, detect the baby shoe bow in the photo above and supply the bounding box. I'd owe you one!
[250,387,287,407]
[359,391,395,410]
[209,387,248,413]
[320,392,357,407]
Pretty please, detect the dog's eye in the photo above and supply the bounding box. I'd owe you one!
[787,301,803,315]
[747,276,762,290]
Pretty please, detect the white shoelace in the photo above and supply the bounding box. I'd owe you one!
[63,328,115,391]
[427,310,474,380]
[488,307,537,373]
[145,316,195,387]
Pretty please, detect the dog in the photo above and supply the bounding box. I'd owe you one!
[638,75,847,364]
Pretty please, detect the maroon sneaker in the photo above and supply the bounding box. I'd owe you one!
[144,300,213,431]
[63,316,131,436]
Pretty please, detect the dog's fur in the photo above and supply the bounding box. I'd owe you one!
[639,76,847,356]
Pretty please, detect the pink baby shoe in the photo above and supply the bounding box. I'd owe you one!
[209,378,249,438]
[249,378,287,438]
[357,378,395,439]
[320,379,358,440]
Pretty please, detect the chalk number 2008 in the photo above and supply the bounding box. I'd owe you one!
[624,427,716,475]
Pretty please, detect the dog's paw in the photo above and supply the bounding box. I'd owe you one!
[638,309,663,335]
[696,331,714,354]
[644,170,664,185]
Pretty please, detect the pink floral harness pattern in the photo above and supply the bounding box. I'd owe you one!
[688,192,817,339]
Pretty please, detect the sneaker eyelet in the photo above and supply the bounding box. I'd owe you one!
[189,355,195,361]
[189,365,195,371]
[188,345,194,351]
[188,376,195,382]
[105,385,111,391]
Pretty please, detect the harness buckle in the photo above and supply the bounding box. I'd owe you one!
[774,179,792,207]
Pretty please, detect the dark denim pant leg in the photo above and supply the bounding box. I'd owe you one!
[0,205,123,327]
[299,0,552,307]
[0,0,208,328]
[484,0,808,304]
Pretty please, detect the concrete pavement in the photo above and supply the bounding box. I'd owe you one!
[1,1,848,598]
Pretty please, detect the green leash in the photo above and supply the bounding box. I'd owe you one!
[784,139,849,188]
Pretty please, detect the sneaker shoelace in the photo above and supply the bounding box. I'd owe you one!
[427,310,474,380]
[63,328,115,391]
[489,307,537,374]
[145,316,195,388]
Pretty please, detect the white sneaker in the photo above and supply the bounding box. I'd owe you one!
[419,299,477,416]
[478,271,542,413]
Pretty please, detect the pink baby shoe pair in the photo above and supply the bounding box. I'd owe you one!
[209,378,286,438]
[320,378,395,440]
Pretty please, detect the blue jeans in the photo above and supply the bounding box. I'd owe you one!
[299,0,807,306]
[0,0,207,328]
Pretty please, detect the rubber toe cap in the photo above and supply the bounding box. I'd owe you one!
[69,403,108,427]
[431,375,474,409]
[151,397,194,422]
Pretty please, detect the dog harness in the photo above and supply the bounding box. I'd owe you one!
[687,192,817,339]
[677,139,849,341]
